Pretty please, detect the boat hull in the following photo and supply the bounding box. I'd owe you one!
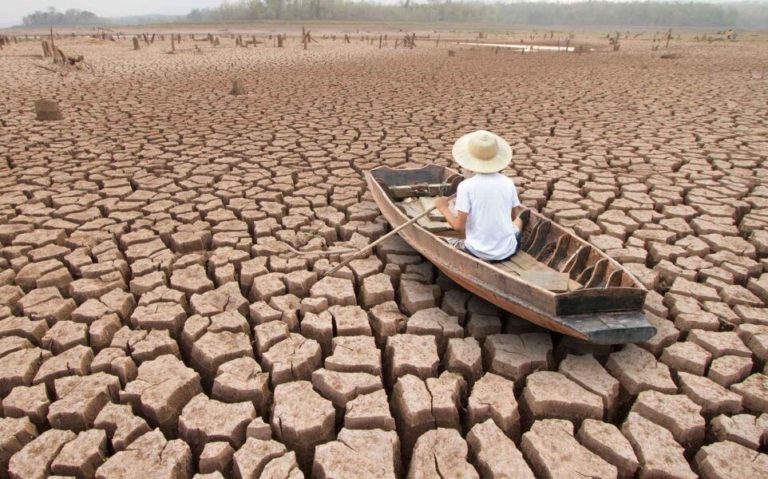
[367,166,656,344]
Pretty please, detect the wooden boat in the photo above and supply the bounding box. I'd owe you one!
[367,164,656,344]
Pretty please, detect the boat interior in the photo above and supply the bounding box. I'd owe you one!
[381,175,641,295]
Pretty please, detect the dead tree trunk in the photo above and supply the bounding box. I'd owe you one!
[42,41,52,58]
[133,37,140,50]
[171,34,175,52]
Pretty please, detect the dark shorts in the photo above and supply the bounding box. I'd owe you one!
[445,226,522,261]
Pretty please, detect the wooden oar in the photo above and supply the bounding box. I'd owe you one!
[322,196,452,278]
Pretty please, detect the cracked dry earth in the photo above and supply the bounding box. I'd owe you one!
[1,30,768,479]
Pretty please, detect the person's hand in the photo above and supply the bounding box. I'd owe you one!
[434,197,449,211]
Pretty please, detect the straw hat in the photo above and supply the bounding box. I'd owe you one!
[452,130,512,174]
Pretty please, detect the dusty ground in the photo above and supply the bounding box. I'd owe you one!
[0,25,767,478]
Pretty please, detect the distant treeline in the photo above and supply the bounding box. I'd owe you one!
[19,2,768,29]
[22,8,106,26]
[187,1,768,28]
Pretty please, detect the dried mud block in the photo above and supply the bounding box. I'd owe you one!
[190,282,248,318]
[660,341,712,376]
[48,372,120,432]
[271,381,335,473]
[312,428,400,479]
[408,428,478,479]
[34,99,63,121]
[631,390,705,449]
[444,337,483,386]
[254,320,290,356]
[345,389,396,431]
[212,357,270,414]
[178,393,256,455]
[467,419,534,479]
[368,301,407,347]
[391,374,434,458]
[41,321,87,354]
[399,280,440,315]
[731,373,768,414]
[3,383,50,429]
[677,372,742,417]
[695,440,768,479]
[466,372,520,440]
[199,442,234,475]
[90,347,137,387]
[300,311,333,356]
[33,345,92,388]
[171,265,214,297]
[426,372,466,429]
[261,333,322,385]
[328,305,372,336]
[522,371,604,425]
[183,313,253,386]
[710,414,763,450]
[521,419,617,479]
[50,429,107,479]
[442,289,470,325]
[406,307,462,354]
[89,314,122,352]
[120,354,202,436]
[310,276,356,307]
[8,428,75,479]
[326,335,381,376]
[360,273,395,308]
[688,330,752,358]
[130,329,180,364]
[283,270,317,297]
[558,354,620,419]
[577,419,638,479]
[94,429,192,479]
[131,300,188,336]
[621,413,696,479]
[482,333,552,383]
[708,355,753,387]
[466,314,502,342]
[0,316,48,346]
[384,334,439,385]
[606,344,676,397]
[638,313,680,356]
[246,417,272,441]
[300,297,327,316]
[93,402,150,452]
[0,417,38,476]
[268,294,301,331]
[249,301,282,325]
[311,368,382,409]
[19,287,76,326]
[231,438,298,479]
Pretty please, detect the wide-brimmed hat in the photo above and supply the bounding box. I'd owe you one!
[452,130,512,173]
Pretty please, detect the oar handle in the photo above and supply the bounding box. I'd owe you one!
[322,195,453,278]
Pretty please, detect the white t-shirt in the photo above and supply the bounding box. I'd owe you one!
[455,173,521,261]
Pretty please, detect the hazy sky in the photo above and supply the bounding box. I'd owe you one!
[1,0,758,27]
[0,0,223,27]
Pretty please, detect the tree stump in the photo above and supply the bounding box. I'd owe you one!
[230,79,247,96]
[133,37,140,51]
[35,99,62,121]
[448,50,455,57]
[42,41,52,58]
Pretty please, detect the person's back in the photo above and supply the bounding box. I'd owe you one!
[435,129,524,261]
[455,173,520,261]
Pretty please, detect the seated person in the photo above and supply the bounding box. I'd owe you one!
[435,130,523,261]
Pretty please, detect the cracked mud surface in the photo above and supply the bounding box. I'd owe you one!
[1,26,768,478]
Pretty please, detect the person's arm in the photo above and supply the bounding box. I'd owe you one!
[511,205,523,220]
[435,197,467,232]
